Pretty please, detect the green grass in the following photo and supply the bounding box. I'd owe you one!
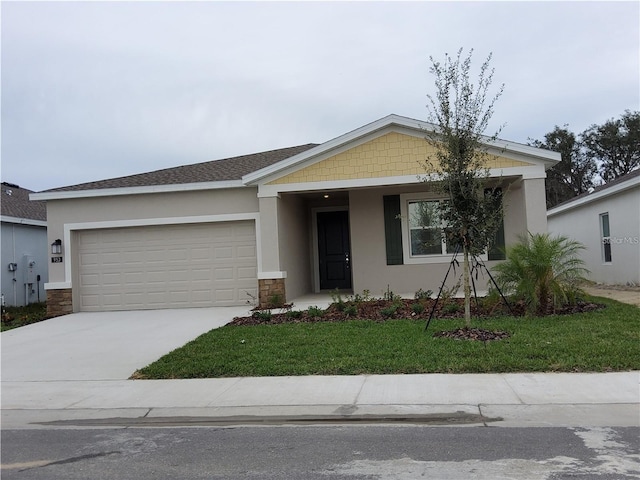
[1,302,48,331]
[133,297,640,379]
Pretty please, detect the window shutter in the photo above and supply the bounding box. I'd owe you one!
[486,187,506,260]
[383,195,403,265]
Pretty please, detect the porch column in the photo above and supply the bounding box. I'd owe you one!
[522,177,548,234]
[257,195,286,307]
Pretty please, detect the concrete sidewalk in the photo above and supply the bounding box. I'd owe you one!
[2,372,639,429]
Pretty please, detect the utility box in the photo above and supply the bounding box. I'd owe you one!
[22,255,36,284]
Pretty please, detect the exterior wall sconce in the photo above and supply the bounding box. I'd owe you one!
[51,239,62,255]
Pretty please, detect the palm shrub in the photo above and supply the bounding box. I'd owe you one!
[493,232,589,314]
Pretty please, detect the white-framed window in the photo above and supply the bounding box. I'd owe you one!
[600,212,612,263]
[399,193,475,264]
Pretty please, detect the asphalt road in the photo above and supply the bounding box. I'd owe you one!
[2,425,639,479]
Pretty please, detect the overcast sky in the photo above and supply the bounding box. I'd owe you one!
[2,1,638,192]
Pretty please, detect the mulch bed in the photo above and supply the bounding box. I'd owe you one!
[229,298,605,343]
[433,327,511,341]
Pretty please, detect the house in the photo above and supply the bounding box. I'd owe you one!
[547,169,640,286]
[1,182,49,307]
[31,114,560,317]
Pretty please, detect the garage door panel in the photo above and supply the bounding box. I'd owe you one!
[77,222,257,311]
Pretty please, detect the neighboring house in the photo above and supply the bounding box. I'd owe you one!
[1,182,49,307]
[32,114,560,317]
[547,169,640,286]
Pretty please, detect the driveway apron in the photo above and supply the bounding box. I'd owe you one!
[1,307,248,381]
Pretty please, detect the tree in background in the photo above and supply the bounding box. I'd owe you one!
[529,127,596,208]
[583,110,640,182]
[423,48,505,327]
[531,110,639,208]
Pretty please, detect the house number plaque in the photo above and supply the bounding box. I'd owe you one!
[51,257,63,263]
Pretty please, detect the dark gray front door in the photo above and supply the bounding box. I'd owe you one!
[317,210,352,290]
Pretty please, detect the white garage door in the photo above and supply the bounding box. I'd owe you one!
[77,222,257,311]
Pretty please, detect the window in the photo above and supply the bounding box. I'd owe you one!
[600,213,612,263]
[399,193,490,264]
[408,200,447,255]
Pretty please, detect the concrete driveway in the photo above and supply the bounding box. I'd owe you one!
[1,306,250,382]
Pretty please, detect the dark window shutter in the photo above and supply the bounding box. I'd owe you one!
[486,187,506,260]
[383,195,403,265]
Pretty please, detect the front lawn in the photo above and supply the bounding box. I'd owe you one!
[132,297,640,379]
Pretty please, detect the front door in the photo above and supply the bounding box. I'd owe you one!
[317,210,352,290]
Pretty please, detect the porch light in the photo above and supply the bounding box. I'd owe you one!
[51,239,62,255]
[323,194,330,199]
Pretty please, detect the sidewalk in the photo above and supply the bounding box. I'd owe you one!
[2,372,639,429]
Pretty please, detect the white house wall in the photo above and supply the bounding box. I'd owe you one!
[548,186,640,285]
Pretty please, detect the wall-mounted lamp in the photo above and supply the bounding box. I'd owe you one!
[51,239,62,255]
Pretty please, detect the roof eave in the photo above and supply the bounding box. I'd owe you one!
[0,215,47,227]
[31,180,246,201]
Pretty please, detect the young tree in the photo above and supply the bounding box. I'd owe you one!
[529,126,597,208]
[423,48,505,327]
[582,110,640,182]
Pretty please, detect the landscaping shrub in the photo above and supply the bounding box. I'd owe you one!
[493,232,589,314]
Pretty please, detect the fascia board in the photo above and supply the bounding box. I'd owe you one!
[0,215,47,227]
[30,180,246,201]
[547,175,640,217]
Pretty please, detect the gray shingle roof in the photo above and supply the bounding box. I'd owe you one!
[43,144,319,193]
[1,183,47,221]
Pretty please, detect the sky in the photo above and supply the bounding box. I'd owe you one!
[2,1,639,192]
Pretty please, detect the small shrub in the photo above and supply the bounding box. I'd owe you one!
[286,310,303,319]
[350,290,372,304]
[414,288,433,301]
[252,310,272,322]
[383,285,401,302]
[307,306,324,318]
[442,303,461,314]
[267,293,285,308]
[411,303,425,314]
[344,304,358,317]
[381,303,399,318]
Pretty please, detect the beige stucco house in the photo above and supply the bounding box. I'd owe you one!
[32,115,560,316]
[548,169,640,286]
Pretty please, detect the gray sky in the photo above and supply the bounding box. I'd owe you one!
[2,1,638,192]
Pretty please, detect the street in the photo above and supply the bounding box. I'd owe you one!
[2,424,639,479]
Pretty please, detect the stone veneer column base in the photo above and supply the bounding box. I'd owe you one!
[258,278,286,309]
[47,289,73,318]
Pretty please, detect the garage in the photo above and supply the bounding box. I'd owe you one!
[76,221,257,311]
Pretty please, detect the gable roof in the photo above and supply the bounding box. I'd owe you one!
[40,144,318,195]
[243,114,561,185]
[547,169,640,217]
[1,182,47,224]
[31,114,562,202]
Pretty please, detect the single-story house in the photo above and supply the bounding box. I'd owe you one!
[547,169,640,286]
[32,114,560,317]
[1,182,49,306]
